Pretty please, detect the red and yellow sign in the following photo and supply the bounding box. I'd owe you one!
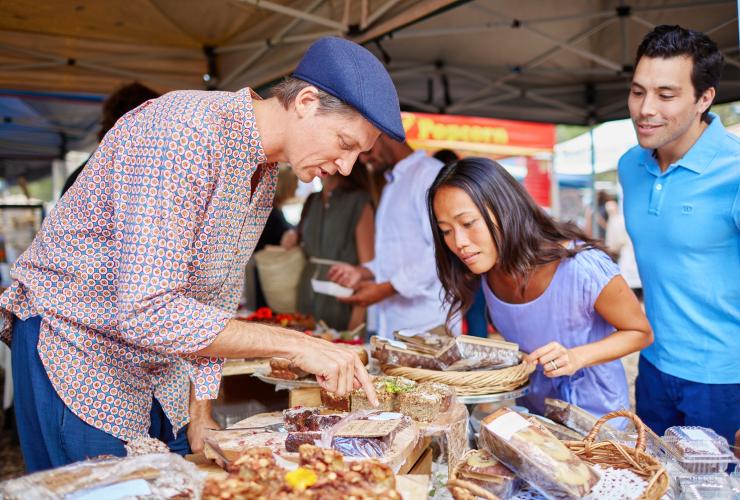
[402,112,555,157]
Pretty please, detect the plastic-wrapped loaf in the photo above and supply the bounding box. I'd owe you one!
[543,398,601,437]
[448,336,520,370]
[0,453,204,499]
[370,336,449,370]
[456,449,519,499]
[283,407,345,432]
[663,426,736,474]
[527,414,584,442]
[479,408,599,499]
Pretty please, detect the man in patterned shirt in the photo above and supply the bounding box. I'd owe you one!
[0,37,403,472]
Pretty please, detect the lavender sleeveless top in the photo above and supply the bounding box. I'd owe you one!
[482,247,630,422]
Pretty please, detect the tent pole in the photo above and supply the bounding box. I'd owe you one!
[237,0,346,31]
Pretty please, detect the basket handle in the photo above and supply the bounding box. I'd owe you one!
[447,479,502,500]
[584,409,647,451]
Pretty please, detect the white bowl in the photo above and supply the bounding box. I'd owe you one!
[311,279,354,298]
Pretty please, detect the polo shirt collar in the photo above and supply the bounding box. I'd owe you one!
[638,113,725,175]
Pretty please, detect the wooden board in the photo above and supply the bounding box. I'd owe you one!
[408,446,433,475]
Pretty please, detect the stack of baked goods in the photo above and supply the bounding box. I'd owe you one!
[202,444,400,499]
[321,375,456,422]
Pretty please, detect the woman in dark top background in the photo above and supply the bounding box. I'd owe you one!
[297,162,374,330]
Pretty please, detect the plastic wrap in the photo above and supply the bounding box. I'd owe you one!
[479,408,599,500]
[527,414,584,442]
[314,411,421,473]
[448,336,520,370]
[370,336,448,370]
[0,453,205,500]
[542,398,619,438]
[455,449,520,499]
[678,474,734,499]
[329,415,409,458]
[283,407,344,432]
[662,426,736,474]
[420,399,470,478]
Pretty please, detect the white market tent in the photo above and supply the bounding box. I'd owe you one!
[554,118,636,176]
[1,0,738,179]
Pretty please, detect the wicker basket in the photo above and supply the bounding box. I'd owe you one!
[382,362,534,396]
[563,410,669,500]
[448,410,669,500]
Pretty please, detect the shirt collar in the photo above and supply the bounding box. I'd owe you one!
[638,112,725,175]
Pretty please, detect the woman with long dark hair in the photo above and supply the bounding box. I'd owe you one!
[428,157,653,420]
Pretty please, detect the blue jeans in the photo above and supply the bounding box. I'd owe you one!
[636,355,740,457]
[11,315,191,473]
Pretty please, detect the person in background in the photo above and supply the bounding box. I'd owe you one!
[328,136,454,338]
[619,25,739,446]
[432,148,460,166]
[604,200,642,300]
[297,162,374,331]
[60,83,160,196]
[429,158,653,420]
[433,149,489,338]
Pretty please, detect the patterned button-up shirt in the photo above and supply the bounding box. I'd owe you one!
[0,88,277,440]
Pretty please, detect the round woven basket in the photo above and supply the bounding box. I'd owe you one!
[447,410,669,500]
[564,410,669,500]
[382,362,534,396]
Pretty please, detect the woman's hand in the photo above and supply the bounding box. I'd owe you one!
[525,341,584,378]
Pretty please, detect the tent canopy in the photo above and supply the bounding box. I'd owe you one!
[1,0,738,128]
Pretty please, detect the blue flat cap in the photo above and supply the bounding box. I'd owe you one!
[293,37,405,142]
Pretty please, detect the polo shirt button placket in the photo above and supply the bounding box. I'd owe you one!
[649,177,666,215]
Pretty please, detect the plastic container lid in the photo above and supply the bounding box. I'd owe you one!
[662,426,737,473]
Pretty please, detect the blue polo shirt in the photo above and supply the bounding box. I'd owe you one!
[618,113,740,384]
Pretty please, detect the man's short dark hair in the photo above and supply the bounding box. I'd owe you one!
[635,25,724,123]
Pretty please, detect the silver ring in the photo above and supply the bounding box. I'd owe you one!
[549,360,558,371]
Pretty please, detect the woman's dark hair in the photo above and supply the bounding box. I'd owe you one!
[636,25,724,124]
[427,157,607,323]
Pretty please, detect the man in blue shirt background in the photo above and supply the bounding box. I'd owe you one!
[619,25,739,448]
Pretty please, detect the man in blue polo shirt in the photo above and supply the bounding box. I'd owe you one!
[619,25,739,447]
